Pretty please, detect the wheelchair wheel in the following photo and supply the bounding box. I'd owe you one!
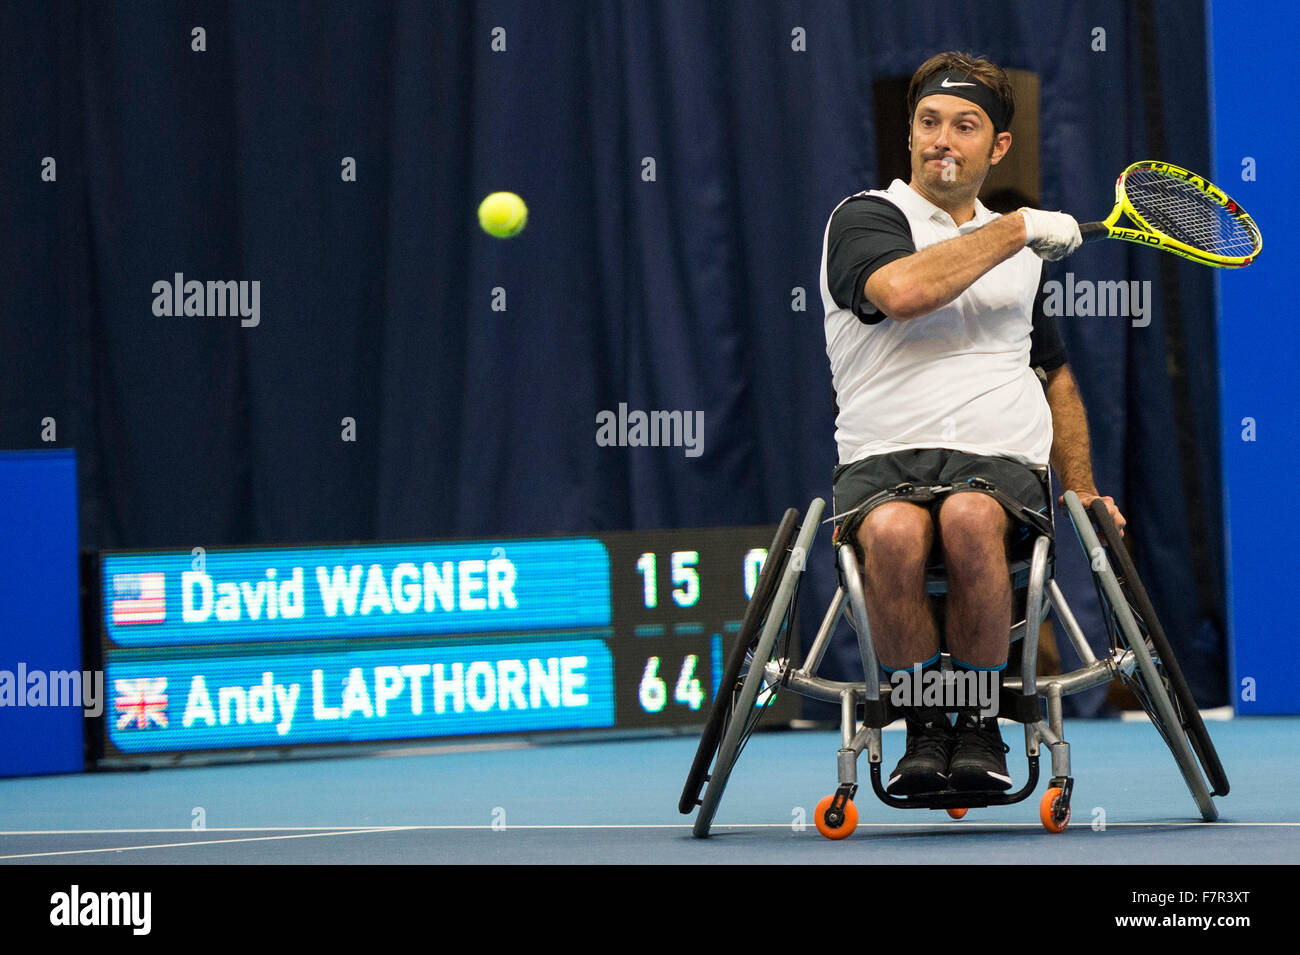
[1086,499,1227,821]
[815,793,858,839]
[679,508,802,835]
[1039,787,1070,833]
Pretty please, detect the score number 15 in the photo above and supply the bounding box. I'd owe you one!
[635,548,769,609]
[635,551,699,608]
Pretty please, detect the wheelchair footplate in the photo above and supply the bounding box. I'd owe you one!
[814,684,1078,835]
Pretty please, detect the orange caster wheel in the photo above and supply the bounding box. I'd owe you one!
[815,793,858,840]
[947,808,968,820]
[1039,787,1070,832]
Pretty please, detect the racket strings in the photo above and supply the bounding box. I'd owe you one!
[1124,169,1257,257]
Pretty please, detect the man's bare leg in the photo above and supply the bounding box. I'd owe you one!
[854,501,937,670]
[938,492,1011,668]
[936,490,1014,791]
[855,501,953,794]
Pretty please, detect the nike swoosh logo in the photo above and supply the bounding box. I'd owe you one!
[940,78,976,88]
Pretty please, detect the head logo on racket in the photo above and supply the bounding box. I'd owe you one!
[1078,160,1262,268]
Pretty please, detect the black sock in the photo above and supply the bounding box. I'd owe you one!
[890,656,949,728]
[949,658,1003,727]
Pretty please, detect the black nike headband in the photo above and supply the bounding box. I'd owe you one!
[913,70,1009,134]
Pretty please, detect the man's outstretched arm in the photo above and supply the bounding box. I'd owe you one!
[1044,364,1127,535]
[864,212,1027,320]
[863,207,1079,321]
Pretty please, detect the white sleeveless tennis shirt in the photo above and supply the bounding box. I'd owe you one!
[820,179,1053,468]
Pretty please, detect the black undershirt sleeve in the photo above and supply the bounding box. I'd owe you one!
[827,196,1070,374]
[1029,263,1068,376]
[826,197,916,325]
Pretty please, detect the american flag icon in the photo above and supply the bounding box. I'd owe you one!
[111,572,166,624]
[114,678,169,730]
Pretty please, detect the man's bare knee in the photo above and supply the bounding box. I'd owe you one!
[856,502,932,575]
[937,493,1008,565]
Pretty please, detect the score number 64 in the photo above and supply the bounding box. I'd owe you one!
[639,655,704,712]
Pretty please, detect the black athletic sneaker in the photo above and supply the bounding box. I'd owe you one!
[886,708,955,796]
[948,714,1013,792]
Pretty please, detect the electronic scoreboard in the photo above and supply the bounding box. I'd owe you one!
[93,526,798,761]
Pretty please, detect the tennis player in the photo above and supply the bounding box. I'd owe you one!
[820,51,1127,795]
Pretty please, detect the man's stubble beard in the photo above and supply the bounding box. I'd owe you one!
[911,145,995,203]
[915,160,982,203]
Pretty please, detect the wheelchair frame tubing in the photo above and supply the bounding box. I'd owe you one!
[692,498,825,837]
[1089,499,1230,797]
[1064,492,1217,822]
[679,508,801,815]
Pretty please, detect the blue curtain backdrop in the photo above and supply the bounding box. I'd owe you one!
[1,0,1225,707]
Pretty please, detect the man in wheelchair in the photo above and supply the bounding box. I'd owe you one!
[820,51,1127,797]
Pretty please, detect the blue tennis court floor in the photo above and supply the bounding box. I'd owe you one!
[0,717,1295,864]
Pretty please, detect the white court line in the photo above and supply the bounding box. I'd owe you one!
[0,827,417,861]
[1121,707,1236,722]
[0,827,412,835]
[3,822,1298,859]
[4,821,1300,838]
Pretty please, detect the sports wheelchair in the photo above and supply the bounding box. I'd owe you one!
[679,469,1230,839]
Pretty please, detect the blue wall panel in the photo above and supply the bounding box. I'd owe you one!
[0,450,85,775]
[1209,0,1300,713]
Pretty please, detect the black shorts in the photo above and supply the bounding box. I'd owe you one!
[831,448,1051,553]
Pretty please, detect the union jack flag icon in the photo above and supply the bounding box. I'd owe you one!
[114,678,169,730]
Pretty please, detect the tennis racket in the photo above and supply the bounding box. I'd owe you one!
[1079,160,1262,268]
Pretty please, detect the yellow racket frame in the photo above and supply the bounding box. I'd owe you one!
[1091,160,1262,268]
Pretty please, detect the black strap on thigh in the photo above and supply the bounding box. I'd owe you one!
[833,481,943,552]
[834,476,1052,550]
[953,476,1054,542]
[833,482,940,591]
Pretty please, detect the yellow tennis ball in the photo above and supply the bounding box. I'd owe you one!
[478,191,528,238]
